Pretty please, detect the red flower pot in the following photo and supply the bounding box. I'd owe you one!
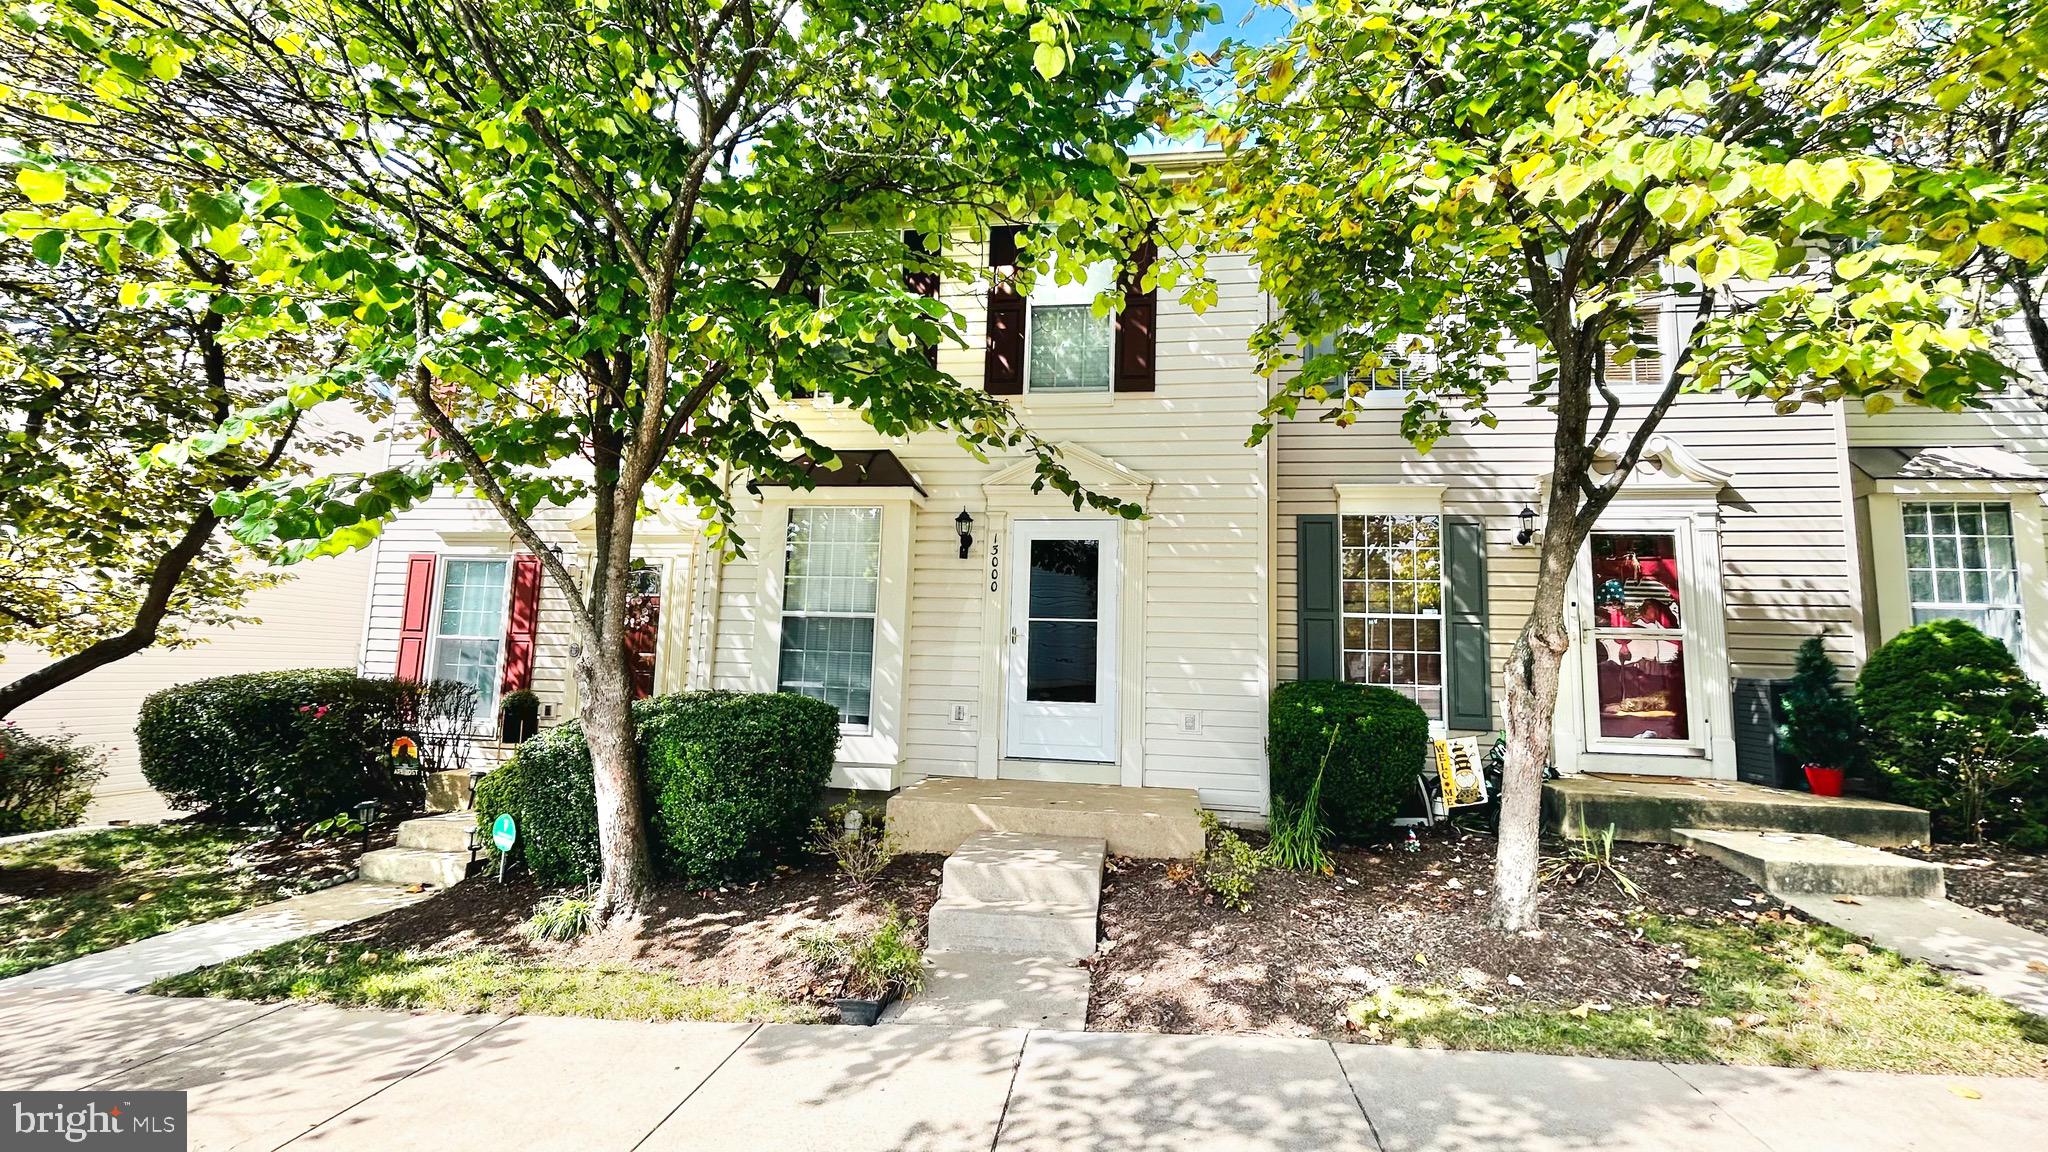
[1803,764,1846,797]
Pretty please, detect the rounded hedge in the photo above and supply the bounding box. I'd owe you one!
[0,723,106,835]
[643,691,840,885]
[474,722,602,886]
[1269,680,1430,839]
[138,670,474,824]
[475,690,839,887]
[1857,619,2048,840]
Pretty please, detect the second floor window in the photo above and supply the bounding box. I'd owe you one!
[1027,261,1116,393]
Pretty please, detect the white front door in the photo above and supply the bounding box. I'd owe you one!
[1004,520,1119,763]
[1576,526,1706,754]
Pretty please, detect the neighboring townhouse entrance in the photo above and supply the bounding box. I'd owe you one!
[1003,519,1120,765]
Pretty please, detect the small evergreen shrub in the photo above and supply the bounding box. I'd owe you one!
[1857,620,2048,842]
[474,691,837,886]
[473,723,601,887]
[0,723,106,834]
[642,691,839,885]
[1269,680,1429,840]
[137,670,476,824]
[1777,634,1860,770]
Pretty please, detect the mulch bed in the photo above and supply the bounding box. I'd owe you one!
[1088,824,1786,1038]
[1901,842,2048,936]
[307,854,945,1004]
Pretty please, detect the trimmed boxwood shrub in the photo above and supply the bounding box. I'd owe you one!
[0,722,106,834]
[1858,619,2048,842]
[137,670,475,824]
[475,691,839,886]
[473,722,601,886]
[643,691,840,885]
[1269,680,1430,840]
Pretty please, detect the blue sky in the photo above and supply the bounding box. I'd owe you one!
[1192,0,1292,53]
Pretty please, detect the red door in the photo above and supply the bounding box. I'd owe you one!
[624,565,662,700]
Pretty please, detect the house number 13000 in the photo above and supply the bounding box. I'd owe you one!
[989,539,1000,593]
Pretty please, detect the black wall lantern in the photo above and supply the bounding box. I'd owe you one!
[955,509,975,559]
[1516,504,1539,546]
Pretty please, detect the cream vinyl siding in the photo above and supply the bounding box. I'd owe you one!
[711,246,1274,814]
[0,408,382,824]
[1274,342,1864,728]
[1845,313,2048,666]
[356,404,702,765]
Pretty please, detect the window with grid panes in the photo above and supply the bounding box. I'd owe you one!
[1902,500,2025,664]
[777,506,882,726]
[431,558,509,717]
[1340,513,1446,716]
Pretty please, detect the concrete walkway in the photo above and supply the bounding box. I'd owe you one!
[2,986,2042,1152]
[1785,892,2048,1015]
[0,881,435,993]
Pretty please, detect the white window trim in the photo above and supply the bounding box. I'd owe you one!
[1334,484,1450,719]
[751,487,919,791]
[424,552,513,733]
[1021,260,1117,399]
[1866,480,2048,674]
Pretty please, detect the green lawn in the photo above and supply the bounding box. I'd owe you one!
[149,939,822,1023]
[1354,915,2048,1077]
[0,825,300,979]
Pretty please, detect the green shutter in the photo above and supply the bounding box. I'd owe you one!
[1296,514,1340,681]
[1444,514,1494,730]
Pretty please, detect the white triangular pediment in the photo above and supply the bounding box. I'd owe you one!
[982,442,1155,506]
[1592,434,1733,498]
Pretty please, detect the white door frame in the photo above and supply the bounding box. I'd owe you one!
[1003,519,1120,764]
[975,444,1155,787]
[1572,520,1709,757]
[1547,434,1739,779]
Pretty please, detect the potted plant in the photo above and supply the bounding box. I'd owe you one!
[798,907,926,1025]
[498,690,541,745]
[1777,634,1859,797]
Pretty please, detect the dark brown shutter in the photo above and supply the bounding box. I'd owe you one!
[904,230,941,369]
[983,225,1024,395]
[1113,239,1158,393]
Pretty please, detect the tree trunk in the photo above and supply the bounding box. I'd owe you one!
[1489,508,1582,932]
[574,501,654,923]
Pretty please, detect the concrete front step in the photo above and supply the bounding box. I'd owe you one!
[926,894,1097,959]
[397,812,479,853]
[1675,828,1946,898]
[1544,776,1931,848]
[942,832,1105,906]
[883,951,1091,1030]
[887,778,1203,858]
[359,846,471,888]
[424,770,475,814]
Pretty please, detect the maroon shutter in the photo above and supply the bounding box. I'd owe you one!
[499,553,542,694]
[1113,239,1158,393]
[395,553,437,682]
[983,225,1025,395]
[904,230,941,369]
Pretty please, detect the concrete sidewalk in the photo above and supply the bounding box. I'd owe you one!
[2,987,2043,1152]
[0,882,435,994]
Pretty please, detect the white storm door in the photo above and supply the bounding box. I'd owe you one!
[1004,520,1120,763]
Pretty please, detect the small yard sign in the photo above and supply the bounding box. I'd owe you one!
[491,814,517,852]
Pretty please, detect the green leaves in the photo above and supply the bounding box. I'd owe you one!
[16,168,66,205]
